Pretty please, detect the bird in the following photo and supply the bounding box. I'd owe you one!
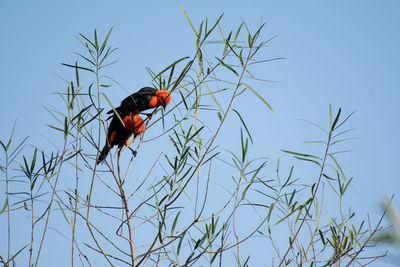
[97,87,172,164]
[106,87,171,120]
[97,113,145,164]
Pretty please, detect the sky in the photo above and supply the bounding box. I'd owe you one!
[0,1,399,266]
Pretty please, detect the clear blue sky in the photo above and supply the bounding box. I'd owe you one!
[1,1,399,266]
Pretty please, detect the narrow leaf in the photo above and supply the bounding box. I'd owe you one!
[61,63,94,73]
[241,82,274,112]
[233,109,253,144]
[101,93,125,127]
[0,197,8,214]
[181,7,197,36]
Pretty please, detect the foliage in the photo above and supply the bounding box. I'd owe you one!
[0,9,388,267]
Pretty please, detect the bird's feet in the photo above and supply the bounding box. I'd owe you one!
[141,112,153,120]
[127,147,137,157]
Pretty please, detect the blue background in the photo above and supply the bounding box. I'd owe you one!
[0,1,399,266]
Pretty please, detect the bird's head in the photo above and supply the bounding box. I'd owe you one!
[148,90,171,109]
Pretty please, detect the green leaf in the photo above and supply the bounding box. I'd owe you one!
[205,83,224,115]
[78,33,96,50]
[74,52,95,66]
[35,205,50,225]
[223,31,232,56]
[75,61,80,87]
[239,49,244,66]
[267,202,274,222]
[171,211,181,234]
[197,48,203,75]
[181,7,197,36]
[94,29,99,50]
[56,200,70,225]
[99,47,118,67]
[328,154,346,181]
[64,117,68,140]
[0,140,6,152]
[241,183,251,200]
[331,107,341,131]
[330,137,359,146]
[233,23,244,46]
[167,64,176,89]
[217,112,223,122]
[179,91,188,110]
[241,82,274,112]
[152,56,190,82]
[303,140,326,144]
[240,129,248,163]
[204,13,224,40]
[251,22,266,45]
[98,59,118,70]
[249,41,265,62]
[99,27,113,55]
[276,211,294,225]
[101,92,125,127]
[170,60,194,94]
[293,156,321,166]
[281,150,321,160]
[61,63,94,73]
[22,155,30,177]
[5,245,28,265]
[9,136,29,162]
[288,189,296,206]
[177,231,186,255]
[0,197,8,214]
[80,109,102,129]
[71,104,93,123]
[31,148,37,174]
[342,177,353,195]
[5,122,18,151]
[211,248,221,263]
[248,57,285,66]
[215,57,238,76]
[63,150,82,162]
[335,111,355,130]
[201,152,220,166]
[294,209,302,224]
[248,32,252,48]
[322,173,335,181]
[233,109,253,144]
[319,230,326,246]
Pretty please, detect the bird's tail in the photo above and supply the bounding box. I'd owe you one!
[97,144,111,164]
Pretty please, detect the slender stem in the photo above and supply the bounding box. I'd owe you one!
[71,126,80,266]
[35,139,68,267]
[119,183,136,266]
[84,43,113,266]
[5,150,10,262]
[29,178,34,267]
[86,45,102,219]
[232,164,242,262]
